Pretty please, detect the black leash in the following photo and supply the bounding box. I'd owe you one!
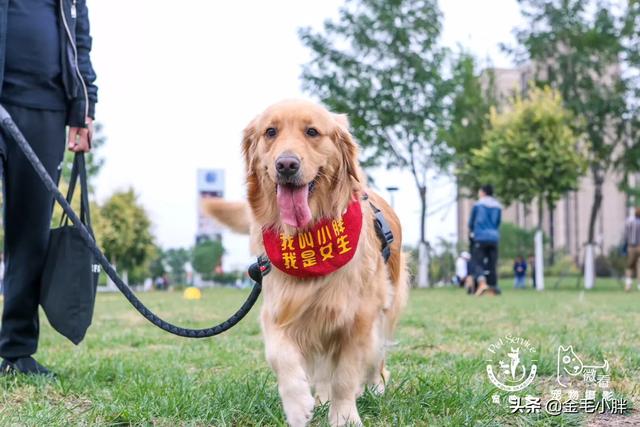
[0,105,265,338]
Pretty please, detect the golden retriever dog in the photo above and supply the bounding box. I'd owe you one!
[205,100,407,426]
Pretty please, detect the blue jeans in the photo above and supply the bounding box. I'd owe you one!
[514,276,526,288]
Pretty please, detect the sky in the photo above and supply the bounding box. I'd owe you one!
[88,0,523,270]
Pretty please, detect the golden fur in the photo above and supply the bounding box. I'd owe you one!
[204,100,407,427]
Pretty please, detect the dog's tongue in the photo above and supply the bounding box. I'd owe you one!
[277,184,312,228]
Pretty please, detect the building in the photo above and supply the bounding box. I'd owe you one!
[457,67,629,262]
[196,169,225,243]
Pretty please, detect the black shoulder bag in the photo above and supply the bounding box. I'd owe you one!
[40,153,99,345]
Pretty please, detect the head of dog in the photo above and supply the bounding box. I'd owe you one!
[242,100,362,232]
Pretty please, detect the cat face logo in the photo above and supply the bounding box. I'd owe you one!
[556,345,609,387]
[486,336,537,392]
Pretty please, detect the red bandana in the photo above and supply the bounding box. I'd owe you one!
[262,200,363,278]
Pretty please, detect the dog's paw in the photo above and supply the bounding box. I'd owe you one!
[315,382,331,405]
[283,392,315,427]
[368,381,385,396]
[329,402,362,427]
[366,367,389,396]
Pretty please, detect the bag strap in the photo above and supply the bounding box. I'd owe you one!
[60,154,81,227]
[77,154,94,237]
[60,153,94,238]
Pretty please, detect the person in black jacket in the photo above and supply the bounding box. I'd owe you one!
[0,0,98,376]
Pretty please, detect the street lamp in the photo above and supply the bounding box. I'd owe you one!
[386,186,399,209]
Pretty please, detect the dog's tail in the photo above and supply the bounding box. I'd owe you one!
[202,198,251,235]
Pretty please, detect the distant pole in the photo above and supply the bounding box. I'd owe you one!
[386,186,399,209]
[535,230,544,291]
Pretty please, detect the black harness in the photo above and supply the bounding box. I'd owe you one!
[364,194,395,263]
[255,194,395,279]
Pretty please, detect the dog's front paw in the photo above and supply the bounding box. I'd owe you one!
[315,382,331,405]
[329,402,362,427]
[368,381,385,396]
[283,391,315,427]
[369,366,390,396]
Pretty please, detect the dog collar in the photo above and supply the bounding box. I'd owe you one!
[262,200,363,278]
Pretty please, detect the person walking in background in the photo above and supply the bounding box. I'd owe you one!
[0,0,98,376]
[624,207,640,292]
[468,184,502,296]
[513,256,527,289]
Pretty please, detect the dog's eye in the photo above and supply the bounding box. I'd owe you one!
[306,127,319,137]
[265,127,277,138]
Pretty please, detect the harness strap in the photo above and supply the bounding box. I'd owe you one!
[368,200,394,263]
[359,193,394,262]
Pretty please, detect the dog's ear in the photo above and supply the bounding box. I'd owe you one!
[242,116,264,212]
[242,118,258,171]
[332,113,360,183]
[241,117,258,173]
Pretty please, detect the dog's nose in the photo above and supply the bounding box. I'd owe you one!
[275,156,300,177]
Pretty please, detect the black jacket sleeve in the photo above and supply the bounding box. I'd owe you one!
[72,0,98,121]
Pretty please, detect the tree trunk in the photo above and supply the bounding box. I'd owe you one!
[584,170,604,289]
[106,258,118,291]
[629,173,637,217]
[548,202,555,265]
[535,198,545,290]
[574,192,580,265]
[584,244,595,290]
[417,185,429,288]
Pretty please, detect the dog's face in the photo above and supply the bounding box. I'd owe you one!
[242,100,361,230]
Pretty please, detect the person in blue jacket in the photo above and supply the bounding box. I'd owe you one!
[468,184,502,296]
[0,0,98,376]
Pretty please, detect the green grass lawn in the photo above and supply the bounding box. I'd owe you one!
[0,279,638,426]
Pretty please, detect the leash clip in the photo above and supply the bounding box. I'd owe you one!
[248,254,271,286]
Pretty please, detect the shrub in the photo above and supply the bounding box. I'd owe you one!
[595,255,612,277]
[607,246,626,278]
[546,254,579,277]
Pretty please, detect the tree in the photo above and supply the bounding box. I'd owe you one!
[618,1,640,207]
[439,52,496,193]
[500,222,539,261]
[510,0,637,289]
[470,86,586,290]
[428,237,456,284]
[98,189,155,284]
[299,0,451,287]
[192,238,224,280]
[149,247,167,280]
[165,248,191,285]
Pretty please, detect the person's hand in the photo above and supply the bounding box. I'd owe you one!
[68,117,93,152]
